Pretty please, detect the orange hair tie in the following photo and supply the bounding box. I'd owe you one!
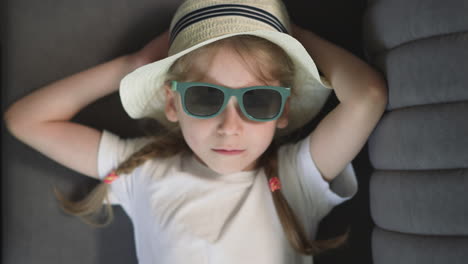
[103,170,119,184]
[269,177,281,192]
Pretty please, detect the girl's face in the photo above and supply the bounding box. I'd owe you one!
[164,45,290,175]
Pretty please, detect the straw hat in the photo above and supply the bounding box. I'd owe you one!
[120,0,333,137]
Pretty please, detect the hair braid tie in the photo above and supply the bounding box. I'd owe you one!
[103,170,119,184]
[269,176,281,192]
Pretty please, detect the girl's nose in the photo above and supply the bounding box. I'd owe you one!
[217,98,244,136]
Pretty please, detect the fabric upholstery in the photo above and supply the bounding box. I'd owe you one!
[362,0,468,263]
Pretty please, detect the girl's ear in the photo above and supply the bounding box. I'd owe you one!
[276,98,289,129]
[164,84,179,122]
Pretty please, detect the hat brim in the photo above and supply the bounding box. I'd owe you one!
[119,30,332,137]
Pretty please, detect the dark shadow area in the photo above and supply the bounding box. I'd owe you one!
[283,1,373,264]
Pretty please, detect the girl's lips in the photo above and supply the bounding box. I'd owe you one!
[212,149,245,155]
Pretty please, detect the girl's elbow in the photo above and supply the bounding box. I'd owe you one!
[368,79,388,103]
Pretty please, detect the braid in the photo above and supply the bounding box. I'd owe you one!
[53,127,190,227]
[259,140,350,256]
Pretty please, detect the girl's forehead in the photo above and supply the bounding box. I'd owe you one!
[187,45,281,88]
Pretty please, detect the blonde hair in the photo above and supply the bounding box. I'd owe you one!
[54,35,350,256]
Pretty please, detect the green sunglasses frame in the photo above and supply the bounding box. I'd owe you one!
[171,81,291,122]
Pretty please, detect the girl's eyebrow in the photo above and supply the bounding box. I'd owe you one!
[195,77,279,89]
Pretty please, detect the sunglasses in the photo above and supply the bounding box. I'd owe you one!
[171,81,291,122]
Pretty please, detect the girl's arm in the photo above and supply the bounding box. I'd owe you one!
[3,30,169,180]
[292,24,388,183]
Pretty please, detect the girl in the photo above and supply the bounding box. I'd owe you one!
[4,0,387,263]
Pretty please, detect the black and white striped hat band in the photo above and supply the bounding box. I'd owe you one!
[169,4,289,44]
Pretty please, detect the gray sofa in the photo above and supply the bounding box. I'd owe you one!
[362,0,468,263]
[2,0,466,263]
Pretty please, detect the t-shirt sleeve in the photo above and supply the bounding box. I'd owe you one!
[97,129,153,212]
[278,133,358,225]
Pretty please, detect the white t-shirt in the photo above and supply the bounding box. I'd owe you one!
[97,129,358,264]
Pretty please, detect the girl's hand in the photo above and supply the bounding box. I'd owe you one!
[290,22,307,42]
[132,30,170,68]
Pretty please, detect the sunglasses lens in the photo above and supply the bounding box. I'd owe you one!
[185,86,224,116]
[243,89,282,119]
